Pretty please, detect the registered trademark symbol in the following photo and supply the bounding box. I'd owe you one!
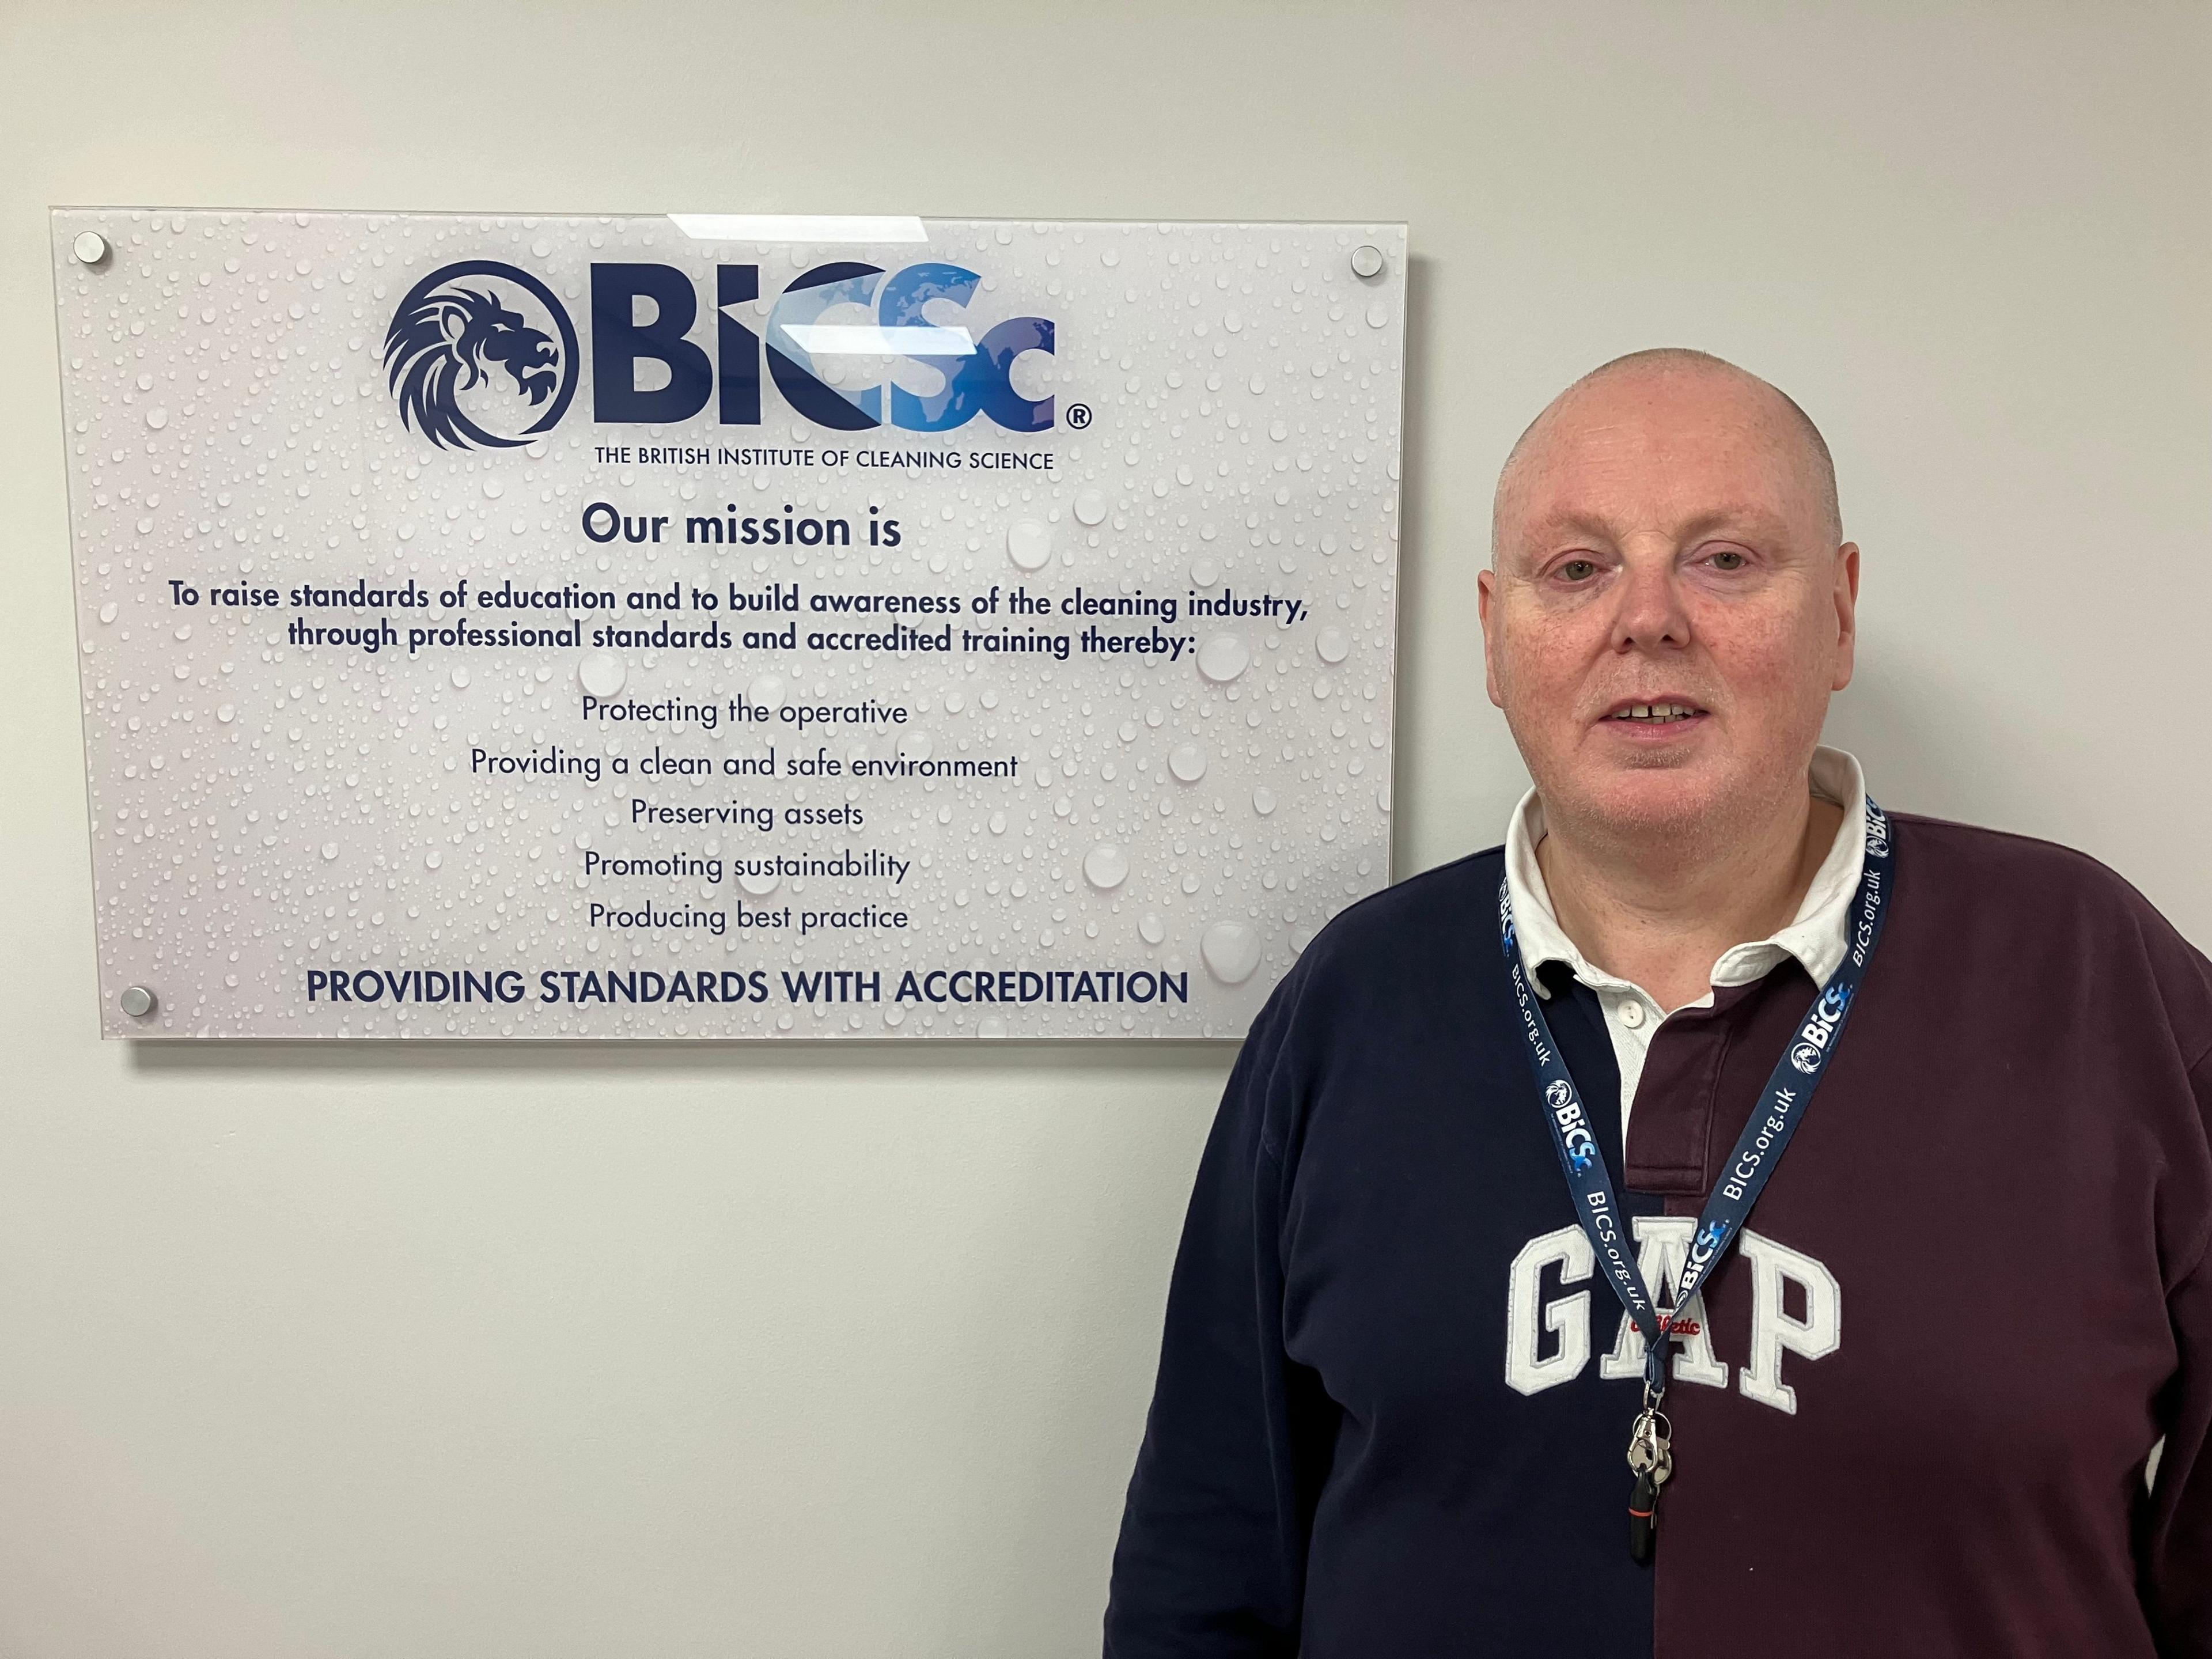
[1065,402,1093,430]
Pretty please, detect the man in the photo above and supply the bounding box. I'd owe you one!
[1103,350,2212,1657]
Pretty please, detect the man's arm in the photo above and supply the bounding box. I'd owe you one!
[1103,972,1333,1658]
[2146,1046,2212,1657]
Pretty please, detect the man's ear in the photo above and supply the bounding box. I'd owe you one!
[1831,542,1859,691]
[1478,566,1505,709]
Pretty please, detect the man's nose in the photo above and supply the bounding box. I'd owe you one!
[1608,551,1691,653]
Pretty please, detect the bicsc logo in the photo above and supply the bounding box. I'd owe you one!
[1789,982,1853,1074]
[1544,1078,1600,1173]
[382,254,1059,453]
[1865,802,1892,859]
[382,260,580,452]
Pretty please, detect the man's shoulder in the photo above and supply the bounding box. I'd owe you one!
[1280,846,1505,1002]
[1896,810,2165,918]
[1892,810,2211,1007]
[1238,846,1507,1064]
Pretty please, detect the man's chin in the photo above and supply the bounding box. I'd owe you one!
[1551,765,1737,841]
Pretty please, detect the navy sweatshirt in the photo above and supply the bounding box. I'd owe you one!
[1104,814,2212,1657]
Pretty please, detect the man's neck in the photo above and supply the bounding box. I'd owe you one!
[1534,786,1843,1014]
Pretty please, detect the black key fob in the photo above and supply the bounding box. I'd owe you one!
[1628,1468,1658,1563]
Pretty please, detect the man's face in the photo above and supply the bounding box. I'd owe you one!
[1478,365,1858,843]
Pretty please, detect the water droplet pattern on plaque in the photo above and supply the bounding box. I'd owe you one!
[52,210,1405,1037]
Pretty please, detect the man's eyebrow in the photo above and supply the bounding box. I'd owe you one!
[1511,509,1621,547]
[1669,505,1798,545]
[1512,503,1800,548]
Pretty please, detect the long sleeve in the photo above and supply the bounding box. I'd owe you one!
[1103,969,1334,1657]
[2145,1049,2212,1657]
[2150,1248,2212,1655]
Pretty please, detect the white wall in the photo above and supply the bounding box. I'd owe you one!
[2,4,2206,1654]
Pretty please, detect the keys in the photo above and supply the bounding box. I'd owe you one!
[1626,1410,1673,1481]
[1626,1409,1672,1563]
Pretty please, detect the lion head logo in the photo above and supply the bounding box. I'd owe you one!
[382,260,578,451]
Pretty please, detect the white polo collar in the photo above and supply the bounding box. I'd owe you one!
[1504,746,1868,1005]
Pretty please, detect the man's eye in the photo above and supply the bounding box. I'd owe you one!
[1556,558,1599,582]
[1707,549,1748,571]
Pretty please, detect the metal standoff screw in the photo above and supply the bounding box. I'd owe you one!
[118,984,156,1018]
[1349,243,1385,279]
[72,231,111,267]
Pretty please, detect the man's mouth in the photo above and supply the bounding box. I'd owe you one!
[1603,701,1706,725]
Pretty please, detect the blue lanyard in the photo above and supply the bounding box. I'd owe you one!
[1499,799,1894,1404]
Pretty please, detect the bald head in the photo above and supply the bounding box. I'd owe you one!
[1493,349,1842,561]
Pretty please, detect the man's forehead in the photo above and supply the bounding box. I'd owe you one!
[1511,497,1801,550]
[1527,370,1800,474]
[1497,360,1839,548]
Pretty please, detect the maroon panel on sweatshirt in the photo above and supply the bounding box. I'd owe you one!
[1624,816,2212,1659]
